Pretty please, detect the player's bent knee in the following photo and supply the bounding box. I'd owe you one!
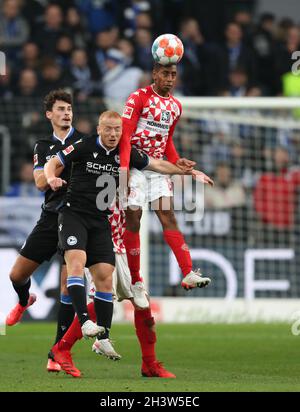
[9,267,29,284]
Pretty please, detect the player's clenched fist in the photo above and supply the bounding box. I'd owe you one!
[47,177,67,191]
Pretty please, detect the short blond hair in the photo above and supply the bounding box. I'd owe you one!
[99,110,121,123]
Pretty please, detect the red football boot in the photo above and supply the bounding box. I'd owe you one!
[51,343,81,378]
[6,294,37,326]
[142,361,176,378]
[47,358,61,373]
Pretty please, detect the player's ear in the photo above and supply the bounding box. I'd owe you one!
[45,111,52,121]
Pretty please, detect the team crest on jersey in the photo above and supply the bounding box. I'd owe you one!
[115,154,120,164]
[161,110,171,123]
[63,145,74,156]
[33,154,38,167]
[123,106,133,119]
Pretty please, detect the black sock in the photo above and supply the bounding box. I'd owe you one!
[94,292,113,340]
[53,297,75,345]
[67,277,89,326]
[13,278,31,307]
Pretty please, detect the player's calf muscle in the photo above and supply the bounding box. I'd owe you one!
[9,256,39,283]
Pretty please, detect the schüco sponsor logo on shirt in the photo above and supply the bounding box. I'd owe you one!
[86,162,119,173]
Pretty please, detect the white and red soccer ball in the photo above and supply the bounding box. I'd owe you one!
[151,33,184,65]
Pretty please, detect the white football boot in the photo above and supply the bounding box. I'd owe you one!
[181,269,211,290]
[92,338,122,361]
[81,320,105,339]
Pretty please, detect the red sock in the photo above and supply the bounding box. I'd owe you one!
[134,308,156,364]
[58,302,96,351]
[124,229,142,284]
[163,230,192,277]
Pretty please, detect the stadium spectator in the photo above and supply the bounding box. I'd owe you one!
[18,41,41,71]
[134,28,153,71]
[0,0,29,63]
[76,0,117,34]
[117,37,137,66]
[65,7,89,48]
[252,13,277,95]
[0,64,13,99]
[5,160,42,197]
[119,1,152,38]
[20,0,45,33]
[93,28,119,75]
[254,146,300,230]
[135,12,153,30]
[74,117,93,135]
[178,18,214,96]
[55,35,74,68]
[69,48,100,101]
[102,48,142,102]
[205,162,246,209]
[200,125,233,174]
[217,22,257,92]
[233,9,255,44]
[15,68,39,97]
[34,4,64,56]
[39,59,68,95]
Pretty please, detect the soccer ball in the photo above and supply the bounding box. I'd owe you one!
[151,34,184,65]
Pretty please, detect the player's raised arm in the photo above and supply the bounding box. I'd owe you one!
[120,93,143,170]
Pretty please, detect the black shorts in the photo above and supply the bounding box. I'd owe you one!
[58,207,115,268]
[20,210,61,264]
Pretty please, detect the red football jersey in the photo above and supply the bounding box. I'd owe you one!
[122,85,182,160]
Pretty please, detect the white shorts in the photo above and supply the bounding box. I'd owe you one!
[85,253,133,302]
[128,168,173,208]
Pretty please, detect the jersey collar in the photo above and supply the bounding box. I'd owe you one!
[97,135,117,155]
[52,127,75,145]
[151,84,170,99]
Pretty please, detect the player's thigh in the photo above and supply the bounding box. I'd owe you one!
[58,209,88,253]
[86,218,115,268]
[147,173,173,206]
[58,210,88,271]
[20,212,59,264]
[9,255,40,283]
[154,197,179,229]
[127,168,148,208]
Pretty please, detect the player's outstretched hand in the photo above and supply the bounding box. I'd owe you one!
[176,158,196,172]
[191,170,214,186]
[47,177,67,191]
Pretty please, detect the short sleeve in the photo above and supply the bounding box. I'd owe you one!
[57,139,85,166]
[33,142,47,170]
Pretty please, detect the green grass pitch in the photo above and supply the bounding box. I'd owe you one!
[0,322,299,392]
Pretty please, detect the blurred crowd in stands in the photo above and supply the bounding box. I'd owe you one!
[0,0,300,100]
